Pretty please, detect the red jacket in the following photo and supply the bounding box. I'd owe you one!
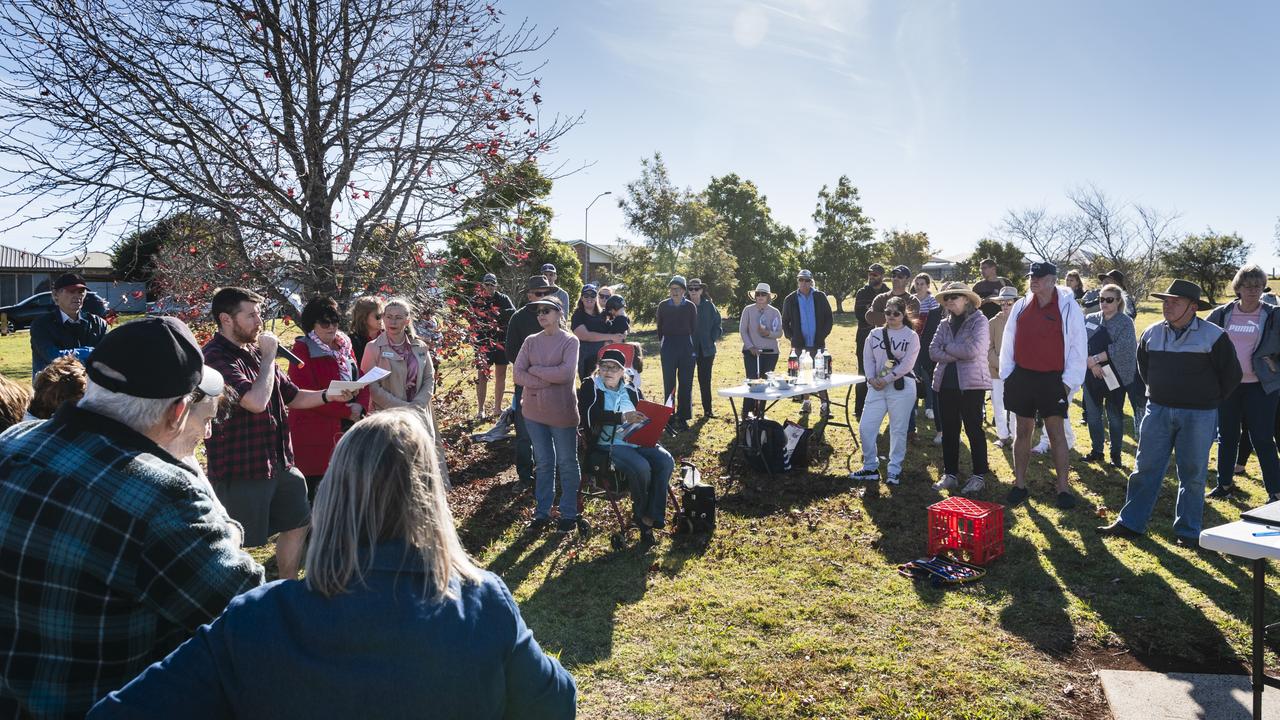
[287,335,366,477]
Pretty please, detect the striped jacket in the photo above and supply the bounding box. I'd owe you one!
[0,404,263,719]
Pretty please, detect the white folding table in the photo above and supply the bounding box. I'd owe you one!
[717,372,865,476]
[1200,520,1280,718]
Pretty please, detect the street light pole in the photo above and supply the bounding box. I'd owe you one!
[584,190,612,245]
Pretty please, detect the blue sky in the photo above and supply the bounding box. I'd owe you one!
[3,0,1277,272]
[511,0,1279,269]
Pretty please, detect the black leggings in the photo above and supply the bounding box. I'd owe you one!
[940,388,989,476]
[696,352,716,414]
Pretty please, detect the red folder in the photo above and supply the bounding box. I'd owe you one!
[621,400,673,447]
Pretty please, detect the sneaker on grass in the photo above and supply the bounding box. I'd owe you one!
[1006,485,1029,506]
[933,432,943,446]
[961,475,985,495]
[932,474,958,491]
[849,468,880,481]
[886,475,901,486]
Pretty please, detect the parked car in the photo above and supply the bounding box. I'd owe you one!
[0,291,108,331]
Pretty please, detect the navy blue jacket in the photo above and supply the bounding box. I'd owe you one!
[1138,317,1241,409]
[29,309,107,376]
[89,543,576,720]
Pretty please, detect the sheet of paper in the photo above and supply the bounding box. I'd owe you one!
[327,366,390,394]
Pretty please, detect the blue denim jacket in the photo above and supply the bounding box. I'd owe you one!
[90,542,576,720]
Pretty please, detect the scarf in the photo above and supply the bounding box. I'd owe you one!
[307,330,355,381]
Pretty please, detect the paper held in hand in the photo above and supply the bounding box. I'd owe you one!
[327,366,390,394]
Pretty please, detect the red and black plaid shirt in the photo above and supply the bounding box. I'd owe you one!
[202,333,299,483]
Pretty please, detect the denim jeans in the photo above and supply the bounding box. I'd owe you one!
[1084,384,1127,461]
[1216,382,1280,495]
[608,444,674,528]
[525,419,581,521]
[1127,375,1148,439]
[660,336,695,420]
[859,378,916,477]
[511,385,535,484]
[1117,402,1216,540]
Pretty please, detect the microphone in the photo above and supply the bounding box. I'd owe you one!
[276,345,305,368]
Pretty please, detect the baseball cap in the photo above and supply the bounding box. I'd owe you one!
[86,317,224,399]
[605,294,626,311]
[1027,261,1058,278]
[540,263,557,273]
[797,269,814,280]
[599,348,627,367]
[891,265,911,278]
[481,273,498,284]
[53,273,88,291]
[868,263,886,274]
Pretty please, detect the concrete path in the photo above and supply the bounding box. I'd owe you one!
[1100,669,1280,719]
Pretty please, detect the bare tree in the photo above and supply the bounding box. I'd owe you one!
[0,0,575,304]
[997,206,1085,268]
[1130,203,1181,300]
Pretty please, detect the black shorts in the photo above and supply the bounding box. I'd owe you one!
[479,345,508,367]
[1004,366,1068,419]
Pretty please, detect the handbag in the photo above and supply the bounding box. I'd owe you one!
[881,327,908,391]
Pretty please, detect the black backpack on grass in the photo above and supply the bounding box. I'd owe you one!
[673,462,715,534]
[744,417,787,474]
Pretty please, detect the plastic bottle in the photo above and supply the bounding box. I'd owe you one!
[814,349,826,380]
[787,348,798,378]
[799,350,814,384]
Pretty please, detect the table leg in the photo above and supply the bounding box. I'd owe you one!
[727,398,742,475]
[1256,557,1266,719]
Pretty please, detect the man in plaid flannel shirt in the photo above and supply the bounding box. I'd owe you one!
[0,317,264,719]
[202,287,357,580]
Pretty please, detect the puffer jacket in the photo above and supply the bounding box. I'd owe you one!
[1207,300,1280,394]
[930,310,992,392]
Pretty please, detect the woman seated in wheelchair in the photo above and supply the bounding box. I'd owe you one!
[578,346,673,549]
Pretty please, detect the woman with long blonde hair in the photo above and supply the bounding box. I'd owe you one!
[90,408,577,718]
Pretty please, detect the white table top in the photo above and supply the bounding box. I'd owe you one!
[717,372,866,400]
[1200,520,1280,561]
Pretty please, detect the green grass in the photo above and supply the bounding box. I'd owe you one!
[5,303,1275,718]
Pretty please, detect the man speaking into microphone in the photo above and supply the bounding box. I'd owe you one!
[202,287,356,580]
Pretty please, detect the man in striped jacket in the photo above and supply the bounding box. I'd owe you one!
[1098,280,1242,549]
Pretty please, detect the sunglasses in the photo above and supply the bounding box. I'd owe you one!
[884,310,903,317]
[533,289,553,298]
[537,307,557,316]
[581,290,597,298]
[316,318,339,328]
[1100,296,1119,304]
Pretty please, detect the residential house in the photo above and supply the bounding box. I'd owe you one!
[0,244,73,306]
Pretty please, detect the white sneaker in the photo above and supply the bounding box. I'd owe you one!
[925,408,934,420]
[994,437,1010,449]
[961,475,986,495]
[932,474,958,491]
[933,432,943,446]
[886,475,901,486]
[801,398,812,414]
[820,401,831,418]
[849,468,880,481]
[1032,442,1050,455]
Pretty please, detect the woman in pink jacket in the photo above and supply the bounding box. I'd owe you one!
[929,282,992,496]
[513,296,584,534]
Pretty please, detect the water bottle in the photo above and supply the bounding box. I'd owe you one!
[799,350,814,384]
[814,349,826,380]
[787,348,798,378]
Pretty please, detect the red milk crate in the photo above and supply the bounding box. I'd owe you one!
[926,496,1005,565]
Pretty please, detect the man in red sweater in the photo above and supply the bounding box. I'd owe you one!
[997,262,1087,509]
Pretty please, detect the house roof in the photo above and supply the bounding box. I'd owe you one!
[0,244,74,272]
[565,239,631,261]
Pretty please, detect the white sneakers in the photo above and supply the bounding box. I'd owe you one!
[849,468,880,481]
[961,475,985,495]
[932,474,958,491]
[925,408,935,420]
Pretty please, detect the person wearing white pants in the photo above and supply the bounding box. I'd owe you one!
[986,287,1019,447]
[851,297,921,484]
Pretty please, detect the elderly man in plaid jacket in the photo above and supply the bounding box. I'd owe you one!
[0,317,264,720]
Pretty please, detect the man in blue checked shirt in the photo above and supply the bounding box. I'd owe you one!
[0,316,264,720]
